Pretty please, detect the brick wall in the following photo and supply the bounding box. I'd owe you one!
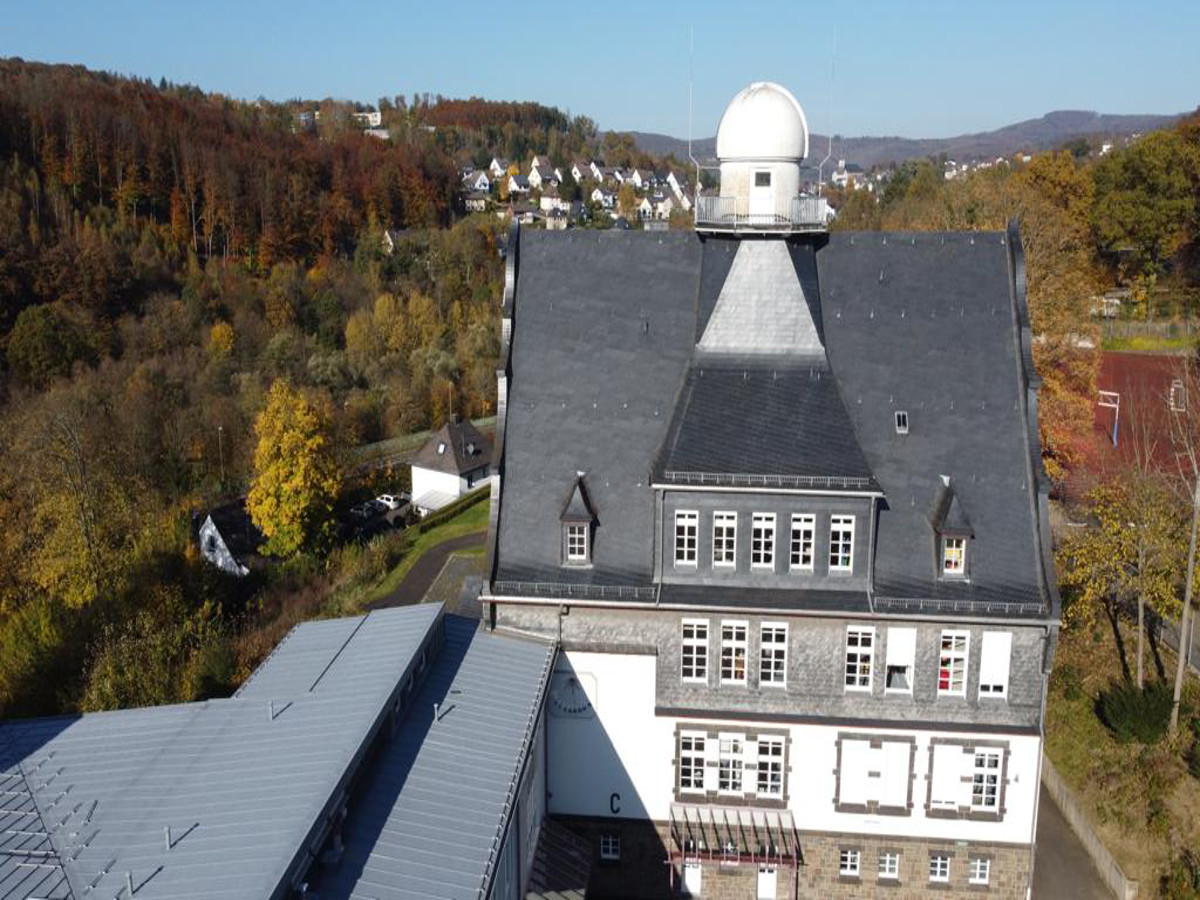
[553,814,1029,899]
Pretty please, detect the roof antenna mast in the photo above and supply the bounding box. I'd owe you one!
[817,25,837,197]
[688,25,699,189]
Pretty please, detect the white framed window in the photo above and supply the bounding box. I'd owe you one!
[756,736,784,798]
[839,849,861,877]
[754,170,772,187]
[566,523,588,563]
[712,511,737,567]
[978,631,1012,698]
[679,733,706,793]
[971,749,1002,811]
[878,851,900,880]
[789,514,814,570]
[681,619,709,683]
[844,626,875,691]
[938,630,970,696]
[759,623,788,687]
[884,626,915,694]
[829,515,855,572]
[720,621,748,684]
[968,857,991,885]
[718,734,744,794]
[751,513,776,568]
[894,410,909,434]
[675,511,698,566]
[929,854,950,883]
[600,832,620,861]
[942,535,966,576]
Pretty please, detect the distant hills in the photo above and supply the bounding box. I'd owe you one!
[626,109,1187,170]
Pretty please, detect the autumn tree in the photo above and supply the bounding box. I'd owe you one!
[1057,477,1184,682]
[247,380,342,558]
[617,182,638,220]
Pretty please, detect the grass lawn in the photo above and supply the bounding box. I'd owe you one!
[355,498,489,609]
[1101,335,1197,353]
[1046,620,1200,894]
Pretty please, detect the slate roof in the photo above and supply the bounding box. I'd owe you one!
[493,228,1054,615]
[413,419,492,476]
[0,605,443,900]
[199,498,263,560]
[653,362,876,489]
[308,616,555,900]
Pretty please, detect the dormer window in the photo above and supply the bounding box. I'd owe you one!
[566,524,589,564]
[942,536,966,576]
[561,474,596,567]
[894,410,909,434]
[930,475,973,581]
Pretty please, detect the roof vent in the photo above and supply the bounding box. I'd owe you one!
[894,411,909,435]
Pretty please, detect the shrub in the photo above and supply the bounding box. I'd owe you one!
[1051,661,1083,701]
[1161,848,1200,900]
[1097,679,1173,744]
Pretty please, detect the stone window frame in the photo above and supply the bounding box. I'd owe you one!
[968,854,993,886]
[832,732,917,817]
[671,722,790,809]
[924,737,1010,822]
[838,846,862,881]
[928,850,954,884]
[877,848,901,882]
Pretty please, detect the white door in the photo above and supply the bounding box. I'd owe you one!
[682,861,703,896]
[756,866,778,899]
[749,169,774,220]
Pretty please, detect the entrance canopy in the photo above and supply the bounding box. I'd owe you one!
[668,803,801,866]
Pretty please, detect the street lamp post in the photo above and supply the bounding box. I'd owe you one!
[218,425,225,487]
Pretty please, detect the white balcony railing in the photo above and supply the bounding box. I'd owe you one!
[694,194,829,233]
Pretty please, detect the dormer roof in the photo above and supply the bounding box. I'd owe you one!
[560,475,596,523]
[930,475,974,537]
[413,419,492,476]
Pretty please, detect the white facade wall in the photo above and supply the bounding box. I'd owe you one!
[547,650,1040,846]
[548,651,675,820]
[198,515,248,577]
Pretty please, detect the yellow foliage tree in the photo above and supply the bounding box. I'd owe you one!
[247,380,342,557]
[208,320,235,360]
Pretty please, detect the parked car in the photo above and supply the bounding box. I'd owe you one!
[375,493,406,510]
[350,502,376,519]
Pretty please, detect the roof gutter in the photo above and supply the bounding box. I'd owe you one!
[480,590,1058,629]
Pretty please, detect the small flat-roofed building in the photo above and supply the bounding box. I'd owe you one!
[411,417,493,516]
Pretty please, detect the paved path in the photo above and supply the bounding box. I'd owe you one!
[1033,784,1113,899]
[368,532,486,609]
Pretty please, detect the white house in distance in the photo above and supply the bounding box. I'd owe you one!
[463,169,491,192]
[411,416,493,516]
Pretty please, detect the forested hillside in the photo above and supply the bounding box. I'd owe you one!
[0,62,596,718]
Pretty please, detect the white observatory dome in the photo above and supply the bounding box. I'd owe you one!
[715,82,809,162]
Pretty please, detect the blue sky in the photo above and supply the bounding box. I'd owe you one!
[2,0,1196,139]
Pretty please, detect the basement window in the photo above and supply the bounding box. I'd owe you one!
[894,410,909,434]
[600,832,621,862]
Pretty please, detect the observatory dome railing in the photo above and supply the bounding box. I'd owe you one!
[695,194,829,233]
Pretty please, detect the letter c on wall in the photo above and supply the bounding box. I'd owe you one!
[610,792,621,815]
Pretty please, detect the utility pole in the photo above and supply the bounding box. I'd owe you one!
[218,425,225,487]
[1171,474,1199,733]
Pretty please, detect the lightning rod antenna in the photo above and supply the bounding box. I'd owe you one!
[688,26,699,190]
[817,25,837,197]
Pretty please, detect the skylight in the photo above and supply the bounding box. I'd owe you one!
[894,411,909,434]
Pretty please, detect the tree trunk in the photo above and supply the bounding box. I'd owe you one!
[1137,596,1145,689]
[1171,477,1200,733]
